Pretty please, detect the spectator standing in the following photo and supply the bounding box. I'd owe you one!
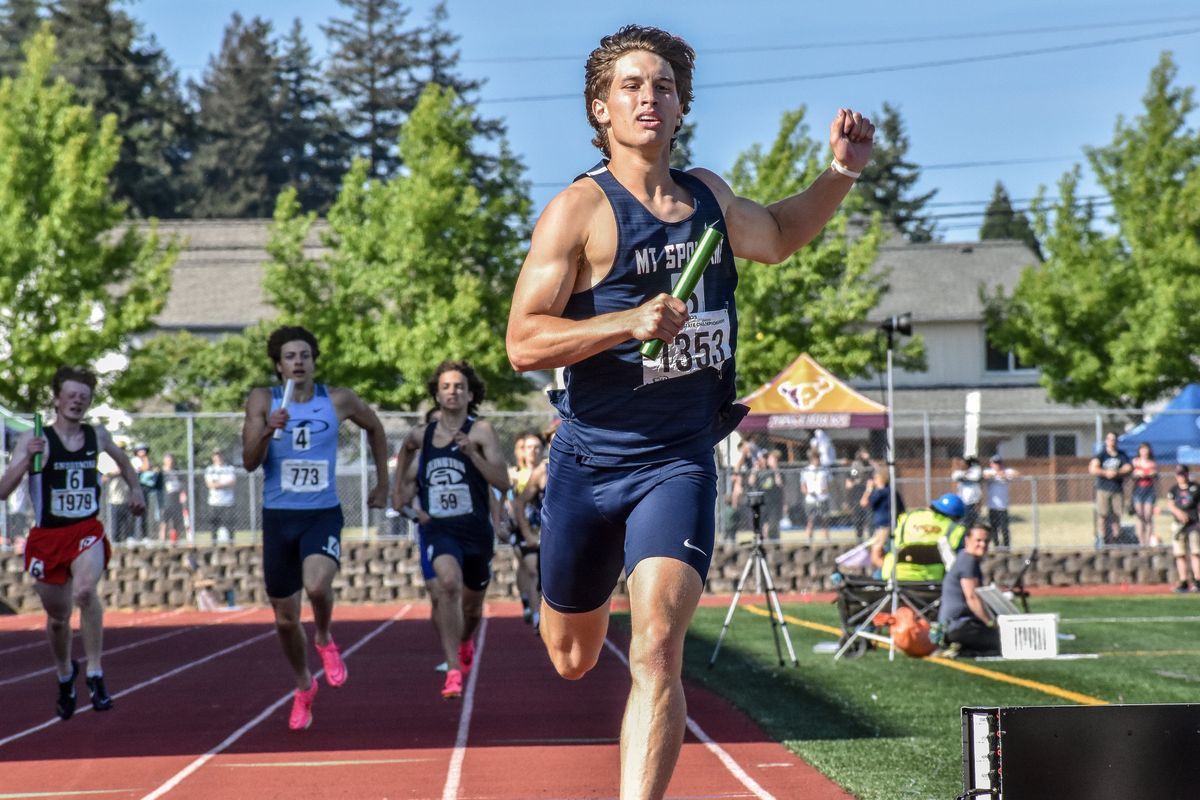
[811,428,837,467]
[204,449,237,544]
[1166,465,1200,593]
[983,455,1019,549]
[159,453,188,544]
[861,467,904,549]
[844,447,875,542]
[951,455,984,529]
[132,444,162,543]
[103,447,134,545]
[1089,432,1132,545]
[748,448,784,541]
[800,450,832,542]
[1130,442,1158,546]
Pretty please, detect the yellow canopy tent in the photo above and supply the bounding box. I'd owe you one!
[737,353,887,432]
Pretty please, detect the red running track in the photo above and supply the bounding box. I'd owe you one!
[0,602,851,799]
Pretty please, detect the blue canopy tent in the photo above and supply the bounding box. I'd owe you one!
[1118,384,1200,465]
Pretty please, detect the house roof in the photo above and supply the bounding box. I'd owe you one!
[869,236,1040,324]
[151,219,327,332]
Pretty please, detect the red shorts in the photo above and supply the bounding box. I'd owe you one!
[24,519,111,585]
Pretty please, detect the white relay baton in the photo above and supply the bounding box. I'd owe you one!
[272,378,295,440]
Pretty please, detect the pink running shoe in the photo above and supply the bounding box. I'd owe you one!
[457,639,475,675]
[315,639,347,687]
[441,668,463,700]
[289,678,318,730]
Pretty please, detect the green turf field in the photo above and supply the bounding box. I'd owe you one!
[677,594,1200,800]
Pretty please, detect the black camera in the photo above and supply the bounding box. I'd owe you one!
[745,490,765,509]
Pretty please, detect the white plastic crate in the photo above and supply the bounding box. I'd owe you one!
[997,613,1059,659]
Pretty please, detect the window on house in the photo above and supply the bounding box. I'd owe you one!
[1025,433,1077,457]
[985,338,1028,372]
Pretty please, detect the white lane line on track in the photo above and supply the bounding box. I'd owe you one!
[218,757,433,768]
[441,616,489,800]
[602,637,778,800]
[0,628,276,749]
[0,610,186,656]
[138,605,412,800]
[0,610,257,686]
[0,608,183,637]
[0,791,140,798]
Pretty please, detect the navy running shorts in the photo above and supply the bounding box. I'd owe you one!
[425,529,494,592]
[262,505,344,598]
[416,524,436,581]
[539,448,717,613]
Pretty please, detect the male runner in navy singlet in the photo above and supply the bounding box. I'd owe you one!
[391,361,510,699]
[242,326,390,730]
[0,367,145,719]
[505,25,874,799]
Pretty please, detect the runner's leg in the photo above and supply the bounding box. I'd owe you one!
[303,553,338,646]
[620,556,704,800]
[270,591,313,691]
[539,602,611,680]
[33,580,74,676]
[431,554,467,669]
[70,543,107,675]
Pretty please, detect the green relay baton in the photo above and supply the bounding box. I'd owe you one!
[639,226,725,361]
[32,412,43,474]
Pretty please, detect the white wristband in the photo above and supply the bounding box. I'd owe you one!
[830,158,861,180]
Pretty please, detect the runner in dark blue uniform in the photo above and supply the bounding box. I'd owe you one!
[391,361,510,699]
[506,25,874,798]
[0,367,145,719]
[242,326,390,730]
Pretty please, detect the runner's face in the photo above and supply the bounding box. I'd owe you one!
[54,380,93,422]
[595,51,680,154]
[277,340,314,384]
[437,371,471,412]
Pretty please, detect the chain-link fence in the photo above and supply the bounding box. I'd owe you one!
[1,406,1191,551]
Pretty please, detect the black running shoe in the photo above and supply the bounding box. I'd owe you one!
[86,673,114,712]
[56,660,79,720]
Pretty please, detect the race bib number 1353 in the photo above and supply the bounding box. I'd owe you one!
[642,309,731,385]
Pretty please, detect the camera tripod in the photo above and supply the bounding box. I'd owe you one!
[709,495,798,668]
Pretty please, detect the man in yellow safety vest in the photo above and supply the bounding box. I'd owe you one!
[875,493,967,582]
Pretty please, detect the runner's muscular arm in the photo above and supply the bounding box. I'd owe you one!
[97,427,146,514]
[390,426,423,511]
[242,387,288,472]
[690,108,874,265]
[334,388,390,507]
[506,184,687,372]
[0,432,38,500]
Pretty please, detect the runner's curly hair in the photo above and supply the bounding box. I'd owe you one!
[427,360,486,416]
[584,24,695,158]
[51,366,97,398]
[266,325,320,381]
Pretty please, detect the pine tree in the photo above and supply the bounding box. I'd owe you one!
[277,19,351,213]
[187,14,283,218]
[0,27,177,409]
[856,103,937,241]
[979,181,1042,259]
[0,0,43,79]
[322,0,421,178]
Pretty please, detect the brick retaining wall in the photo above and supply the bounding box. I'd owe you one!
[0,541,1178,614]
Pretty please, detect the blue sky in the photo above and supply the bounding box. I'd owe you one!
[135,1,1200,240]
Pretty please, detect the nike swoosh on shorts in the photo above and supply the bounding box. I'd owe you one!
[683,539,708,557]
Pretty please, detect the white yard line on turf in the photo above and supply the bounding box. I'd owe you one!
[0,610,257,686]
[138,605,412,800]
[0,628,276,749]
[1059,615,1200,623]
[602,637,778,800]
[441,616,489,800]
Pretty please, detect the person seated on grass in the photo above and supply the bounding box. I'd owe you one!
[937,523,1000,658]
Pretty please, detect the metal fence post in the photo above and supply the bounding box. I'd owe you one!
[248,468,258,544]
[1031,475,1040,550]
[922,411,932,505]
[360,428,369,539]
[186,414,196,543]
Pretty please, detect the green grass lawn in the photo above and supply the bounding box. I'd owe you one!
[669,594,1200,800]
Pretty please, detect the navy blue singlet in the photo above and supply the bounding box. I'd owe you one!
[417,418,493,544]
[548,162,747,466]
